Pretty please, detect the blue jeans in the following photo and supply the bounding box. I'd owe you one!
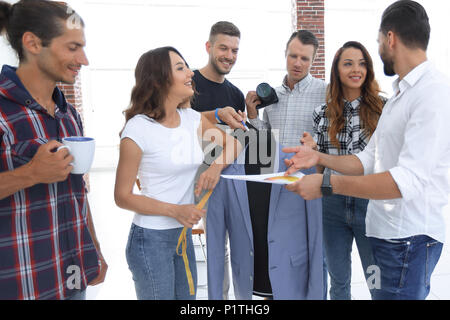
[65,290,86,300]
[126,224,197,300]
[369,235,443,300]
[322,195,376,300]
[323,252,328,300]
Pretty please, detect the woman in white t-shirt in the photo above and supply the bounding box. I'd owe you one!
[114,47,241,300]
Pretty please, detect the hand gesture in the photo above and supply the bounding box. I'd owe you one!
[217,106,247,130]
[282,145,320,175]
[300,132,318,150]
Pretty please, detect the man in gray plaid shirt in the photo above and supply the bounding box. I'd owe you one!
[246,30,327,147]
[215,30,327,147]
[244,30,327,300]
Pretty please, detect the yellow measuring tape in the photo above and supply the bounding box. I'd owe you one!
[176,190,213,296]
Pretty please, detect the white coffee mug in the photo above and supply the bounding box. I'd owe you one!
[58,136,95,174]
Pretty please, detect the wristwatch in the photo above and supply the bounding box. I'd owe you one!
[321,170,333,197]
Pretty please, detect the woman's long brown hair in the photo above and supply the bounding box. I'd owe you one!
[326,41,384,149]
[123,46,187,123]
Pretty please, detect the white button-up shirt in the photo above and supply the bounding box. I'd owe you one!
[248,73,327,147]
[356,61,450,243]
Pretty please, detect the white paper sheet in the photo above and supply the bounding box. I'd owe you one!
[221,171,305,185]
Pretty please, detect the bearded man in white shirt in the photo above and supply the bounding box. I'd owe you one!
[283,0,450,300]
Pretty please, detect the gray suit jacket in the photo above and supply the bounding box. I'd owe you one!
[206,147,323,300]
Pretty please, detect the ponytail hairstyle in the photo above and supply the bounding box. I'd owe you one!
[0,1,11,36]
[0,0,84,62]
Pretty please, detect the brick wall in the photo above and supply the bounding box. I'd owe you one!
[57,78,84,123]
[57,79,90,191]
[296,0,325,80]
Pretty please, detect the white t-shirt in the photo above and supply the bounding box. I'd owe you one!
[356,61,450,243]
[121,108,204,230]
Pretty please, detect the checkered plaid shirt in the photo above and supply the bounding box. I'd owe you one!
[248,73,327,147]
[313,98,369,157]
[0,65,99,300]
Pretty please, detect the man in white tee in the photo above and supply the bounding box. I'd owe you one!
[283,0,450,300]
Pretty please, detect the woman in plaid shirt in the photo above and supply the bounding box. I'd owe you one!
[311,41,385,300]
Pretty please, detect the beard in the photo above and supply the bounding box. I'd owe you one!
[380,49,395,77]
[210,58,232,76]
[383,59,396,77]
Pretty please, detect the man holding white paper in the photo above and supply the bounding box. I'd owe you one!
[283,0,450,300]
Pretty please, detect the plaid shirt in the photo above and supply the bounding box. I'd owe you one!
[248,73,327,147]
[0,65,99,300]
[313,98,369,157]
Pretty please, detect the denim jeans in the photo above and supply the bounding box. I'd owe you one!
[126,224,197,300]
[369,235,443,300]
[323,252,328,300]
[322,194,376,300]
[65,290,86,300]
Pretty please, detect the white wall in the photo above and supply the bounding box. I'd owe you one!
[0,0,18,67]
[325,0,450,97]
[0,38,17,67]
